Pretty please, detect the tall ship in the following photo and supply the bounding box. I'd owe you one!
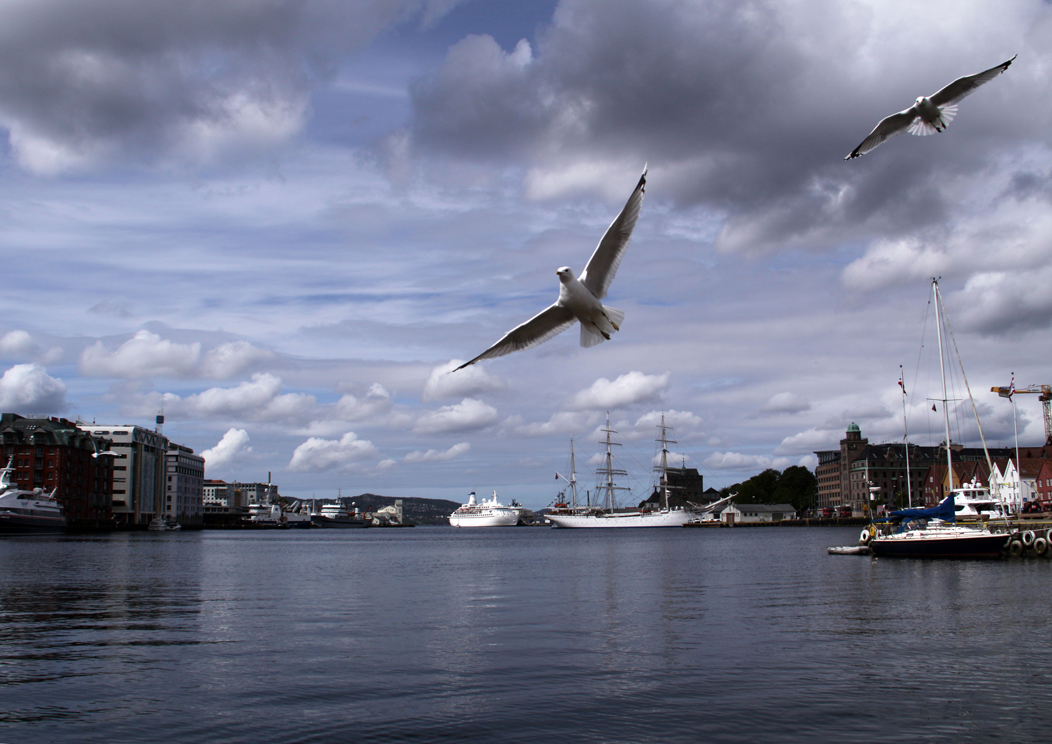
[546,415,696,528]
[0,457,67,535]
[449,491,519,527]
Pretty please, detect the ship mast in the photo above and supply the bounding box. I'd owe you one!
[569,436,578,509]
[595,413,628,512]
[655,414,677,511]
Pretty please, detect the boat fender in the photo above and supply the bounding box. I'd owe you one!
[1034,537,1048,557]
[1023,530,1036,547]
[1008,539,1025,558]
[859,528,872,546]
[1046,529,1052,544]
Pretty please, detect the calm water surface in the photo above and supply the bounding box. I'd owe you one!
[2,526,1051,742]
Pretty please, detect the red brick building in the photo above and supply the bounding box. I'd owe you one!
[0,413,115,530]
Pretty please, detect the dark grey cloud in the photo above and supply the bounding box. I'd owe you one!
[407,0,1048,255]
[0,0,463,172]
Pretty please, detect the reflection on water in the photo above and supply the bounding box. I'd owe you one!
[2,527,1052,742]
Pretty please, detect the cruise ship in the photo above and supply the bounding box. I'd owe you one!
[0,457,66,535]
[449,491,519,527]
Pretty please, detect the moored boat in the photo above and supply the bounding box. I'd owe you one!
[861,279,1011,559]
[311,499,371,527]
[866,495,1009,558]
[449,491,519,527]
[0,457,66,536]
[547,414,695,529]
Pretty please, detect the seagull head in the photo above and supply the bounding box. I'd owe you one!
[556,266,574,283]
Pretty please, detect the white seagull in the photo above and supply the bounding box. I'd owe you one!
[845,55,1016,160]
[454,166,647,371]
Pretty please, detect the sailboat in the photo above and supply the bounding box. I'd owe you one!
[867,278,1010,559]
[546,414,697,528]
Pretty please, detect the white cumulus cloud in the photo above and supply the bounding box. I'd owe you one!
[414,398,499,435]
[288,432,379,473]
[201,428,252,470]
[0,364,67,413]
[0,331,36,358]
[405,442,471,463]
[336,383,393,420]
[704,451,794,472]
[569,371,670,411]
[424,360,504,401]
[760,392,811,415]
[80,330,200,378]
[172,373,316,423]
[201,341,274,379]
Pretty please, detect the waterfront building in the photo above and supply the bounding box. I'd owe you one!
[990,458,1046,512]
[0,413,115,529]
[815,423,1016,515]
[165,443,205,528]
[1036,460,1052,507]
[204,478,278,526]
[813,423,869,513]
[80,424,167,528]
[720,503,796,525]
[640,465,706,509]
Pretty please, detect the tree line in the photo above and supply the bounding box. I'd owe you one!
[718,466,817,513]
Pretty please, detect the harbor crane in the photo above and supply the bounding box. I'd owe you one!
[991,384,1052,446]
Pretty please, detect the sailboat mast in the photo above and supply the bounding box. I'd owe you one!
[900,364,913,509]
[933,279,955,495]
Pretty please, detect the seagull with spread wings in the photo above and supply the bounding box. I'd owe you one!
[845,55,1016,160]
[454,166,647,371]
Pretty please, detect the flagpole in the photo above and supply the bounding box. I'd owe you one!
[1012,372,1021,512]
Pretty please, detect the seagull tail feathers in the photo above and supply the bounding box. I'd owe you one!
[580,323,607,348]
[909,104,956,136]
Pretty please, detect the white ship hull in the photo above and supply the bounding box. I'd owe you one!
[449,510,519,527]
[547,508,694,529]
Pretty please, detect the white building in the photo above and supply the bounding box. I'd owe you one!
[203,479,278,524]
[721,503,797,525]
[991,459,1041,512]
[165,443,205,528]
[80,424,167,528]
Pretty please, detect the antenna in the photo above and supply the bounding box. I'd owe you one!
[156,395,165,435]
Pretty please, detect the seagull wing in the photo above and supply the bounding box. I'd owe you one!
[454,304,576,371]
[580,166,647,300]
[845,107,918,159]
[930,55,1016,107]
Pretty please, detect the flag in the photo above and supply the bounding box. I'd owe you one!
[1008,374,1015,400]
[898,377,907,396]
[932,403,937,412]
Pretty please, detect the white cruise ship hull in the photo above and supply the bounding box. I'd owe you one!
[547,509,694,529]
[449,510,519,527]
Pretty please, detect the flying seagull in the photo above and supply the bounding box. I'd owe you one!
[454,166,647,371]
[845,55,1016,160]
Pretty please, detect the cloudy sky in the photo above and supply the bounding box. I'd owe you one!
[2,0,1050,509]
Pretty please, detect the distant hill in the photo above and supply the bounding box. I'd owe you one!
[336,493,460,526]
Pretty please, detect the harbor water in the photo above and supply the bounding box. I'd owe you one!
[2,526,1052,742]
